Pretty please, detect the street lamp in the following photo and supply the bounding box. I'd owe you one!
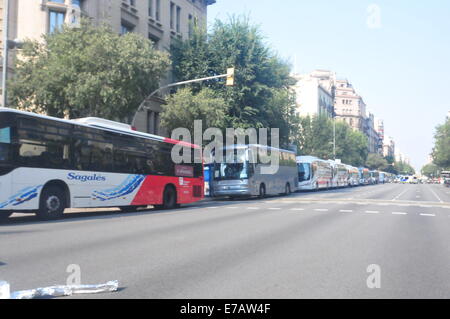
[131,68,235,130]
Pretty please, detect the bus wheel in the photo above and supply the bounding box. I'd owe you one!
[160,186,177,210]
[0,211,12,222]
[259,184,266,198]
[37,186,67,220]
[285,183,291,195]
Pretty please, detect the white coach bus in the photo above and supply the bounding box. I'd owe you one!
[346,165,360,187]
[296,156,333,191]
[0,109,204,221]
[211,144,298,198]
[328,160,349,188]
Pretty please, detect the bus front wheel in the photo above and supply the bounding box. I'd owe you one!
[37,186,67,220]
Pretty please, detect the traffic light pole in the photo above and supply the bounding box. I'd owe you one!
[131,69,233,130]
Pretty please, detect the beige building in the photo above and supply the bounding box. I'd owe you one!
[334,79,366,132]
[292,70,335,118]
[383,135,395,159]
[0,0,215,134]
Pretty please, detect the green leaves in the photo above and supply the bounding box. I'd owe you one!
[9,19,170,120]
[170,16,296,146]
[160,88,228,135]
[296,116,369,166]
[432,118,450,169]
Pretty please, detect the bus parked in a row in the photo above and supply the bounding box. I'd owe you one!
[211,144,298,198]
[0,108,204,220]
[297,156,333,191]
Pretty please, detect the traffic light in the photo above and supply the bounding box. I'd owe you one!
[226,67,235,86]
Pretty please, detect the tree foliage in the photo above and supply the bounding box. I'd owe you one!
[296,116,369,166]
[394,161,415,175]
[9,20,170,120]
[365,153,389,171]
[432,119,450,169]
[160,87,228,134]
[421,163,441,178]
[170,17,298,147]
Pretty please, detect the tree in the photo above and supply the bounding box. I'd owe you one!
[160,87,228,134]
[421,163,441,178]
[432,119,450,169]
[170,16,297,146]
[395,161,415,175]
[365,153,389,171]
[9,20,170,120]
[335,121,368,167]
[296,116,368,166]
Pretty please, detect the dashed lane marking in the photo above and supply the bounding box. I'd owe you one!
[420,213,436,217]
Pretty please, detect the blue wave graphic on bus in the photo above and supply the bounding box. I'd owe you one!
[92,175,145,201]
[0,185,43,208]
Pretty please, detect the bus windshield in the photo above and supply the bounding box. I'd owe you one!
[298,163,311,182]
[214,162,249,180]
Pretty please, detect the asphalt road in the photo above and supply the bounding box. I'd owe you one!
[2,183,450,298]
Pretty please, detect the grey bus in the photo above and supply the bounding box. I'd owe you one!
[211,144,298,198]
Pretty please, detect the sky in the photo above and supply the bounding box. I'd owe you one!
[208,0,450,171]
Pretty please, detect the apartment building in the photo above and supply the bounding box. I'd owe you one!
[0,0,216,134]
[334,79,367,132]
[292,71,335,118]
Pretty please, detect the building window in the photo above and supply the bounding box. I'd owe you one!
[188,14,193,37]
[147,111,159,135]
[49,10,65,33]
[50,0,65,3]
[155,0,161,21]
[149,34,160,49]
[148,0,153,17]
[120,23,134,35]
[129,0,136,6]
[176,6,181,33]
[170,2,175,29]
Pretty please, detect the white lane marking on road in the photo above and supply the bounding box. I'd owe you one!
[226,207,239,209]
[314,209,329,212]
[340,210,353,213]
[246,207,258,210]
[420,213,436,217]
[392,212,408,215]
[393,189,409,201]
[428,187,444,203]
[208,207,219,209]
[268,208,282,210]
[290,208,305,211]
[365,211,380,214]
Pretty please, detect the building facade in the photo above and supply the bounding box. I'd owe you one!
[0,0,215,134]
[334,79,367,132]
[383,135,395,159]
[292,71,335,118]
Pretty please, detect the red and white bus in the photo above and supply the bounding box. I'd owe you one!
[0,108,204,220]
